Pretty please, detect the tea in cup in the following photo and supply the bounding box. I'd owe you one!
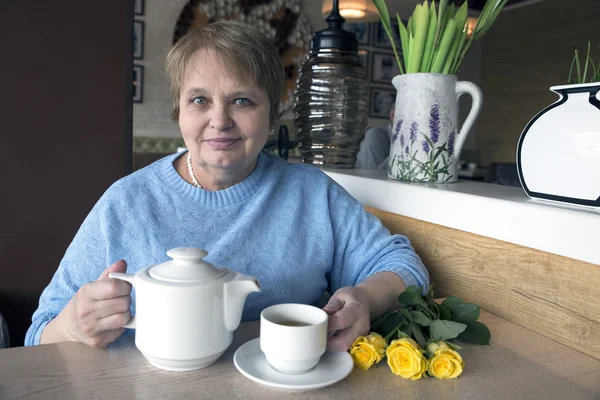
[260,303,328,374]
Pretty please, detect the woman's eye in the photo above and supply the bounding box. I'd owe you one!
[192,97,206,105]
[234,98,251,106]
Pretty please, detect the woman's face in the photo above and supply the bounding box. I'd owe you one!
[178,49,271,181]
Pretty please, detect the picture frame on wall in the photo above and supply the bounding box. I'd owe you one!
[133,65,144,103]
[369,87,395,119]
[134,0,144,16]
[371,52,400,85]
[134,20,144,60]
[344,22,370,45]
[371,21,401,49]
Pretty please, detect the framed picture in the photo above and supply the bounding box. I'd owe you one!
[134,0,144,16]
[358,49,369,74]
[371,21,401,49]
[369,87,395,119]
[371,52,400,85]
[344,22,370,45]
[133,65,144,103]
[134,20,144,60]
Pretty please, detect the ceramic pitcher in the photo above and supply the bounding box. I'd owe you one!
[388,73,482,183]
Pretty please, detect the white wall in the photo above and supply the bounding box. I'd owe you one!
[133,0,187,137]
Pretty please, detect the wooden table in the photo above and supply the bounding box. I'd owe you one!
[0,309,598,400]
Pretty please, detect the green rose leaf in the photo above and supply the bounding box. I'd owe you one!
[429,319,467,341]
[411,310,432,326]
[396,329,410,339]
[372,311,408,339]
[429,301,441,319]
[400,324,413,338]
[400,308,414,322]
[437,303,452,320]
[451,303,481,325]
[370,310,396,331]
[445,341,464,351]
[398,285,426,307]
[411,323,427,347]
[458,321,491,345]
[441,296,465,310]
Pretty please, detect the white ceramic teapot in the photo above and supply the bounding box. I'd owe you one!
[109,247,260,371]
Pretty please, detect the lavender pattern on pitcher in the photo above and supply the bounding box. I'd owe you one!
[429,104,440,143]
[389,104,455,183]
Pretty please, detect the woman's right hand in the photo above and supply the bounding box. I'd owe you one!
[41,260,132,348]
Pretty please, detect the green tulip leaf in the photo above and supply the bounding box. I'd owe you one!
[410,2,430,73]
[372,0,404,73]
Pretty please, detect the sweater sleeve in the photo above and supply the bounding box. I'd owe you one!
[327,182,429,295]
[24,195,112,346]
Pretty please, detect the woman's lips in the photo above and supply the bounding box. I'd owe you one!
[203,138,241,149]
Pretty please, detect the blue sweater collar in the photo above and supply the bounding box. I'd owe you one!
[154,151,272,207]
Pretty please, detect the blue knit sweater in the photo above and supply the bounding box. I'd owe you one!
[25,151,429,346]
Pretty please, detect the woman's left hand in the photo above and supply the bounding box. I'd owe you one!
[323,286,372,351]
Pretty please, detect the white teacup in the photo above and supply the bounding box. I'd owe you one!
[260,304,328,375]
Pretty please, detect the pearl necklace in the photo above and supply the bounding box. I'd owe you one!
[186,152,202,188]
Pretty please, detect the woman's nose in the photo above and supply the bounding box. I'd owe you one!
[209,104,233,131]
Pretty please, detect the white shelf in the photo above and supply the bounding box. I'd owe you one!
[323,168,600,266]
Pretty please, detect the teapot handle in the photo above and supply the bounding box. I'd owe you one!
[108,272,136,329]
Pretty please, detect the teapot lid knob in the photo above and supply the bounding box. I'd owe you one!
[166,247,208,262]
[149,247,226,283]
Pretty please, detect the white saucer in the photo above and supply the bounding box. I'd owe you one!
[233,338,354,391]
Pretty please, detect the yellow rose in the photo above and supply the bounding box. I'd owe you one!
[349,332,386,370]
[386,338,427,380]
[427,344,465,379]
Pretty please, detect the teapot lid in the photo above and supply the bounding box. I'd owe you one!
[149,248,226,283]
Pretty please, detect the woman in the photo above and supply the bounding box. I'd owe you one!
[25,21,429,351]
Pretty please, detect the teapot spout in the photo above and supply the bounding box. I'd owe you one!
[224,273,261,332]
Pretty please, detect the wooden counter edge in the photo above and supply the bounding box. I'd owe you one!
[365,206,600,361]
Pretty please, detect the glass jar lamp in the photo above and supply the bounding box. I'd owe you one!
[293,0,369,168]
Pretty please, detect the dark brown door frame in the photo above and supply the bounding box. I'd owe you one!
[0,0,133,346]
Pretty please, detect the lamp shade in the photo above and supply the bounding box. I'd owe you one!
[321,0,380,22]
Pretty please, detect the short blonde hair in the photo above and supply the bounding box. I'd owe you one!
[165,20,285,127]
